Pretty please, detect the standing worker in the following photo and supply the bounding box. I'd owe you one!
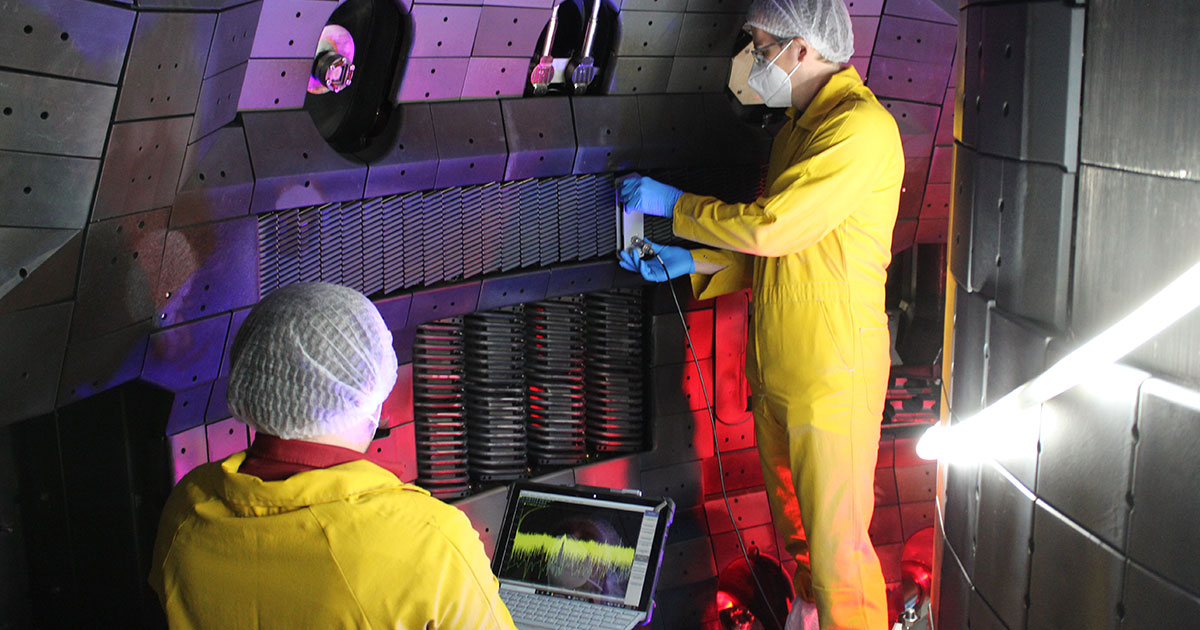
[617,0,903,628]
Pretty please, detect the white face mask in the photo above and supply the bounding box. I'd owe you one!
[747,40,799,108]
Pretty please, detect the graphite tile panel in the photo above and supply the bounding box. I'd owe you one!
[996,159,1073,329]
[460,57,529,99]
[71,209,170,341]
[0,230,81,316]
[165,382,213,435]
[968,152,1001,295]
[873,15,956,65]
[942,460,979,578]
[430,100,508,188]
[1081,1,1200,181]
[243,110,368,212]
[500,98,577,180]
[613,10,684,57]
[91,116,194,221]
[650,358,714,418]
[409,4,482,57]
[684,0,749,11]
[157,217,259,326]
[983,304,1053,406]
[622,0,686,10]
[394,57,469,102]
[974,461,1034,630]
[642,460,704,510]
[920,183,950,220]
[650,308,714,365]
[206,1,262,77]
[1028,500,1123,630]
[448,485,507,558]
[968,590,1008,630]
[205,417,249,461]
[851,16,879,59]
[360,103,440,197]
[898,158,929,219]
[948,283,988,418]
[870,504,903,545]
[0,71,115,158]
[954,5,981,147]
[948,144,973,283]
[884,0,955,24]
[899,500,935,540]
[142,314,231,392]
[915,217,946,244]
[470,6,550,57]
[880,99,940,159]
[115,11,215,121]
[173,126,256,228]
[937,541,971,630]
[56,321,151,406]
[936,86,954,146]
[0,150,98,229]
[895,463,936,505]
[929,145,952,185]
[0,0,134,84]
[190,62,247,143]
[167,426,208,484]
[674,12,743,57]
[665,56,730,94]
[1122,561,1200,630]
[639,409,715,469]
[571,95,641,174]
[704,489,772,535]
[605,56,675,95]
[0,302,71,426]
[236,58,312,110]
[658,536,717,590]
[846,0,883,15]
[711,523,780,572]
[248,0,334,58]
[867,56,948,105]
[1128,378,1200,597]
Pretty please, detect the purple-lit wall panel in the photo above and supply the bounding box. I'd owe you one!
[409,5,483,57]
[142,314,231,392]
[396,57,470,101]
[157,217,260,326]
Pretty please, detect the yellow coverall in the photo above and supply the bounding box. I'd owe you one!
[673,67,903,629]
[150,452,517,629]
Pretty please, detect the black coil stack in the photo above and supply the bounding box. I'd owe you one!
[524,296,588,468]
[463,307,529,482]
[583,288,646,454]
[412,317,471,499]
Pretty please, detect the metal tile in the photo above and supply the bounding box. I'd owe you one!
[866,57,948,105]
[500,98,576,180]
[190,63,247,143]
[1073,167,1200,378]
[936,86,954,146]
[470,6,550,57]
[938,540,971,630]
[984,304,1054,406]
[0,71,115,157]
[622,0,686,10]
[1028,501,1123,630]
[674,12,742,57]
[206,1,262,77]
[483,0,551,7]
[651,309,714,365]
[651,578,718,629]
[614,10,684,57]
[205,417,249,462]
[1081,2,1199,181]
[968,590,1007,630]
[700,446,760,496]
[873,16,956,65]
[948,145,973,283]
[604,56,674,95]
[0,230,81,316]
[884,0,955,25]
[1123,561,1200,630]
[449,485,508,558]
[666,56,730,94]
[870,504,902,545]
[712,523,779,572]
[460,57,528,99]
[157,217,259,326]
[143,314,230,392]
[996,160,1073,330]
[846,0,883,15]
[642,460,704,510]
[115,12,215,121]
[943,460,979,579]
[949,283,988,418]
[638,93,706,167]
[361,103,439,197]
[394,57,469,101]
[0,150,97,229]
[71,209,169,341]
[243,110,368,212]
[168,425,208,483]
[955,5,981,147]
[881,99,939,159]
[173,127,255,228]
[967,152,1001,296]
[57,321,151,406]
[658,536,716,590]
[571,95,641,174]
[650,358,714,418]
[164,382,212,435]
[236,58,312,110]
[248,0,333,58]
[974,461,1034,630]
[410,4,482,57]
[895,463,936,505]
[430,100,508,188]
[684,0,748,12]
[0,302,71,426]
[714,412,754,452]
[929,145,952,186]
[705,489,772,534]
[407,281,481,325]
[1128,378,1200,596]
[920,183,950,220]
[898,157,929,219]
[205,377,231,423]
[546,259,615,296]
[848,17,879,60]
[92,116,193,221]
[0,0,134,84]
[915,218,946,244]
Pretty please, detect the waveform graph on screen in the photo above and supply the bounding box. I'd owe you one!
[510,532,635,591]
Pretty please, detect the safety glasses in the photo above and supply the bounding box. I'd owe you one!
[743,26,790,66]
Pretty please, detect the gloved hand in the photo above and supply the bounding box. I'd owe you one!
[618,174,683,218]
[618,239,695,282]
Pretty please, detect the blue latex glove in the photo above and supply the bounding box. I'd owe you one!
[618,239,695,282]
[617,174,683,218]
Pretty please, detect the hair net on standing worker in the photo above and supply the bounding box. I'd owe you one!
[745,0,854,64]
[226,282,399,440]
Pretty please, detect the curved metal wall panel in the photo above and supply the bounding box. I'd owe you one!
[0,71,115,158]
[361,103,441,197]
[571,95,641,174]
[115,12,215,122]
[500,98,577,180]
[430,100,508,188]
[0,0,134,84]
[206,1,262,78]
[173,127,256,228]
[92,116,195,221]
[244,110,368,212]
[0,231,82,316]
[0,151,98,230]
[0,303,72,426]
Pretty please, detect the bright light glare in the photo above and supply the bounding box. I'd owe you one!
[918,259,1200,462]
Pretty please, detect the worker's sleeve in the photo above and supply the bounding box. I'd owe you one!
[688,248,752,300]
[672,104,880,258]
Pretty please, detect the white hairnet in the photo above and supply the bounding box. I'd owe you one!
[746,0,854,64]
[226,283,398,440]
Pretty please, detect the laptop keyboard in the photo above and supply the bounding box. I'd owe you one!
[500,589,643,630]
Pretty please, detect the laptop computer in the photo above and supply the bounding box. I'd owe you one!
[492,480,675,630]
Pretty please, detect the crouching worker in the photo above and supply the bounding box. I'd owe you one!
[149,282,517,630]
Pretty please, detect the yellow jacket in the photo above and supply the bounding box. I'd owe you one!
[149,452,517,630]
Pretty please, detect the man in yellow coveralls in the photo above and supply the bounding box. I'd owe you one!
[617,0,904,627]
[149,282,517,630]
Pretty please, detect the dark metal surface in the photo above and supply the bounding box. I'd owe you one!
[394,57,470,101]
[547,261,617,298]
[604,56,674,94]
[115,11,215,121]
[471,6,550,56]
[460,57,528,99]
[873,16,956,66]
[190,63,247,143]
[500,98,577,180]
[0,150,97,229]
[1027,501,1123,630]
[1037,365,1145,551]
[936,86,954,146]
[967,152,1001,296]
[0,230,81,316]
[955,5,981,148]
[881,99,939,158]
[666,56,730,94]
[410,4,482,57]
[361,103,440,197]
[866,57,947,105]
[173,127,255,228]
[1,0,134,84]
[1128,378,1200,596]
[943,460,979,579]
[622,0,686,10]
[1122,561,1200,630]
[973,461,1033,630]
[164,382,214,435]
[650,357,713,418]
[884,0,954,25]
[658,537,717,590]
[1073,167,1200,379]
[641,460,704,510]
[478,269,550,311]
[967,590,1007,630]
[685,0,749,12]
[984,304,1053,406]
[651,309,713,365]
[71,209,170,341]
[0,70,115,157]
[898,157,930,219]
[571,95,641,174]
[948,145,974,284]
[430,100,508,188]
[243,110,368,212]
[637,94,705,169]
[409,282,483,325]
[237,58,312,109]
[206,1,261,78]
[157,217,259,326]
[614,10,683,57]
[1081,2,1199,181]
[92,116,194,221]
[674,12,742,57]
[0,302,71,426]
[248,0,333,58]
[142,314,230,392]
[948,284,988,418]
[997,160,1073,330]
[851,16,879,59]
[56,321,151,406]
[937,540,971,630]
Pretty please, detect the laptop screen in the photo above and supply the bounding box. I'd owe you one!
[494,484,673,612]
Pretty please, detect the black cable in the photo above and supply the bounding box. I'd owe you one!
[651,253,786,630]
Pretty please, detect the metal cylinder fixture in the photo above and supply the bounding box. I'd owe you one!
[524,296,587,467]
[413,317,471,499]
